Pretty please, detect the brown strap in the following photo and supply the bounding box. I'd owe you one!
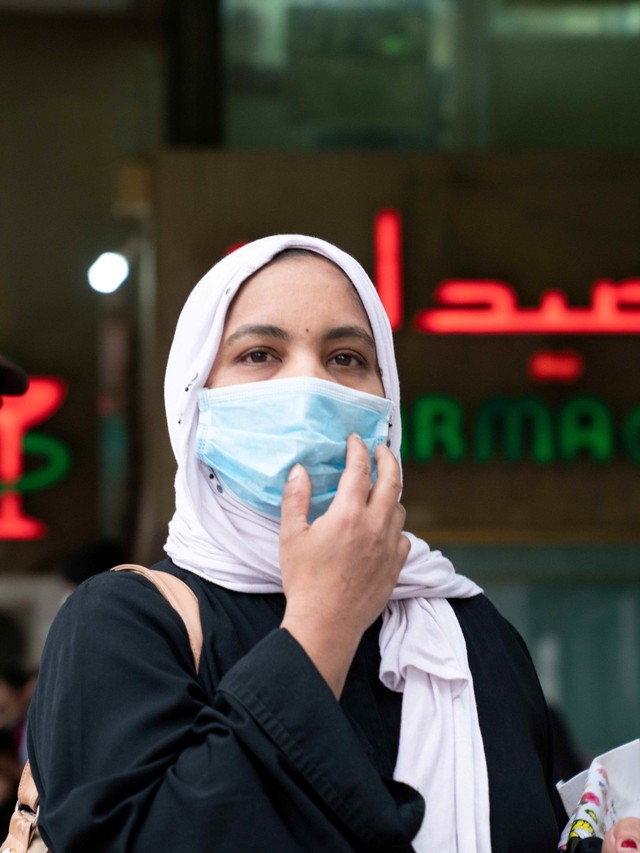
[1,763,39,853]
[17,764,39,814]
[2,819,34,853]
[110,564,203,672]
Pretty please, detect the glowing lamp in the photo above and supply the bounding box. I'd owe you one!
[88,252,129,294]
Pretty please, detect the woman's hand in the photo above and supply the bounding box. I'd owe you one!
[279,433,410,698]
[602,818,640,852]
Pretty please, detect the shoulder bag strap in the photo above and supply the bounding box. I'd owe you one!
[110,563,203,673]
[1,761,43,853]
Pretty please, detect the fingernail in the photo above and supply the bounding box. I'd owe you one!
[621,841,638,849]
[288,464,302,481]
[349,433,365,445]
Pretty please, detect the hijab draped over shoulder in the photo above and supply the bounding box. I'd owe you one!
[164,234,490,853]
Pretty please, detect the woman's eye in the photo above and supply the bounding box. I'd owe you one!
[241,350,271,364]
[331,352,364,368]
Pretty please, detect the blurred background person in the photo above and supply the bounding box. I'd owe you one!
[0,666,37,839]
[0,354,30,837]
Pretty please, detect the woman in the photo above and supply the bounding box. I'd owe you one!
[28,234,567,852]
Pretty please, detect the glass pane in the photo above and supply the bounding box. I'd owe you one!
[485,1,640,150]
[223,0,455,149]
[223,0,640,151]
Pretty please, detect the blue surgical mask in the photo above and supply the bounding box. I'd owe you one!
[196,377,393,521]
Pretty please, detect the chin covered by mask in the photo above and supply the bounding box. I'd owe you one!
[196,376,393,521]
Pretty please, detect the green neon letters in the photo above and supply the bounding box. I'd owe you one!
[403,395,640,464]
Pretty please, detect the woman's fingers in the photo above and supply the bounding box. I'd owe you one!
[369,443,403,508]
[333,439,407,567]
[333,438,402,514]
[280,463,312,544]
[330,433,374,510]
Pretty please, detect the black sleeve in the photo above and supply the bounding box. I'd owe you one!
[27,572,422,853]
[502,617,571,830]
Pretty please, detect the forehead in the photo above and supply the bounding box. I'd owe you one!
[223,253,371,328]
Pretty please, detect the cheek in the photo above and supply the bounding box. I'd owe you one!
[370,368,385,398]
[205,351,230,388]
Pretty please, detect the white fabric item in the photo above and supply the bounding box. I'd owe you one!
[164,233,491,852]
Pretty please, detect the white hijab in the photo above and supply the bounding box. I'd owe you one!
[164,234,490,853]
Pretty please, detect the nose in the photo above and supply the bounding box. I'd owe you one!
[279,350,333,382]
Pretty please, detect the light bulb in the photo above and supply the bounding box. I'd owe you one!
[87,252,129,294]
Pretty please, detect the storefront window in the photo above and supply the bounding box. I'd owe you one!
[222,0,640,150]
[223,0,455,149]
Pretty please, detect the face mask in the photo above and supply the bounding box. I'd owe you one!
[196,377,394,521]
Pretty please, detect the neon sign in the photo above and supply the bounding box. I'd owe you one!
[369,212,640,336]
[415,279,640,335]
[527,350,584,384]
[403,395,640,465]
[0,377,70,540]
[374,209,403,331]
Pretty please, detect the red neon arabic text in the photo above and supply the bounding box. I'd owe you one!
[416,280,640,334]
[528,350,584,383]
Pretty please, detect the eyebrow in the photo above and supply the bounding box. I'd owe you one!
[322,325,376,350]
[224,324,291,347]
[223,323,376,350]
